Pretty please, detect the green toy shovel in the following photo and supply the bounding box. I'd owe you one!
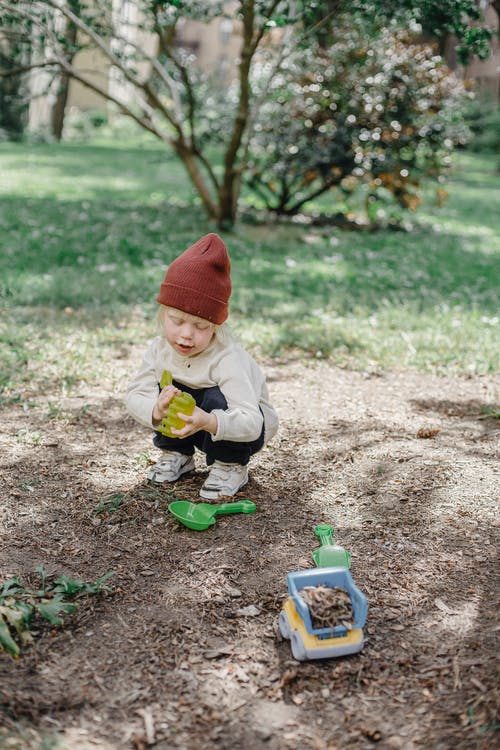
[168,499,256,530]
[311,524,351,568]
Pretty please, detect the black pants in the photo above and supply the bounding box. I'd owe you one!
[153,381,265,466]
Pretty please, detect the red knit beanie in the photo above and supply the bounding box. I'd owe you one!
[157,233,232,324]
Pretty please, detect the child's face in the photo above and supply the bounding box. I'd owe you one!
[162,308,215,358]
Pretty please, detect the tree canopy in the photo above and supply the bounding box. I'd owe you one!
[0,0,494,225]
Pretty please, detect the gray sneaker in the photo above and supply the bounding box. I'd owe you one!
[147,451,195,483]
[199,461,249,500]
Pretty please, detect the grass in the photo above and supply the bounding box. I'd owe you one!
[0,137,499,403]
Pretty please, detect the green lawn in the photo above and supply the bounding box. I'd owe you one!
[0,139,498,402]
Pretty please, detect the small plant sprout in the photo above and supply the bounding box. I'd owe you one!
[134,451,152,468]
[46,401,64,419]
[92,493,125,516]
[16,427,42,446]
[480,405,500,420]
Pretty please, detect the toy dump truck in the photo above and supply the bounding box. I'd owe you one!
[279,526,368,661]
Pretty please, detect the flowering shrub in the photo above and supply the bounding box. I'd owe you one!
[246,19,472,223]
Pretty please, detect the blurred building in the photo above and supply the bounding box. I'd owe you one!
[29,2,241,133]
[28,1,499,135]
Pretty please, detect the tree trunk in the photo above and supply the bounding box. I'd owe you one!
[173,141,220,222]
[51,74,71,140]
[218,0,257,227]
[0,15,30,140]
[50,13,77,141]
[0,50,29,139]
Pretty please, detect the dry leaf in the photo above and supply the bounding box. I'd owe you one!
[278,669,298,689]
[417,427,441,439]
[359,726,382,742]
[300,585,353,629]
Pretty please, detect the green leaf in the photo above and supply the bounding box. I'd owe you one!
[481,405,500,420]
[0,602,33,645]
[88,570,115,593]
[0,576,22,599]
[36,565,47,593]
[52,575,88,596]
[12,600,33,626]
[37,597,78,626]
[0,602,27,633]
[0,613,20,658]
[52,570,115,595]
[92,494,125,516]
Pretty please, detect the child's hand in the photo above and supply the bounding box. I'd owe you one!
[152,384,181,425]
[170,406,217,438]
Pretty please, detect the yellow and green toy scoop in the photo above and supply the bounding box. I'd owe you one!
[168,500,256,530]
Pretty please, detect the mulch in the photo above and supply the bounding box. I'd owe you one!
[0,360,498,749]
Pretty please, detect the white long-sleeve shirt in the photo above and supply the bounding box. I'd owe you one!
[126,334,279,444]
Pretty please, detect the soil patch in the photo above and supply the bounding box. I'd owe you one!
[1,357,499,749]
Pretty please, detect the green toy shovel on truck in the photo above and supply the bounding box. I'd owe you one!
[311,524,351,568]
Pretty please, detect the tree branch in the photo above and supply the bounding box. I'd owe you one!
[44,0,185,135]
[154,16,198,146]
[0,60,61,78]
[151,13,220,193]
[219,0,263,215]
[57,59,174,145]
[236,0,295,195]
[282,176,343,215]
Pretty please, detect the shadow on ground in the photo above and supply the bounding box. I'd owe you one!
[0,363,498,749]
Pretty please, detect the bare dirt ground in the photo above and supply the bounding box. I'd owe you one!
[0,353,499,750]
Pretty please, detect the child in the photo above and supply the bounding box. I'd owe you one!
[126,232,279,500]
